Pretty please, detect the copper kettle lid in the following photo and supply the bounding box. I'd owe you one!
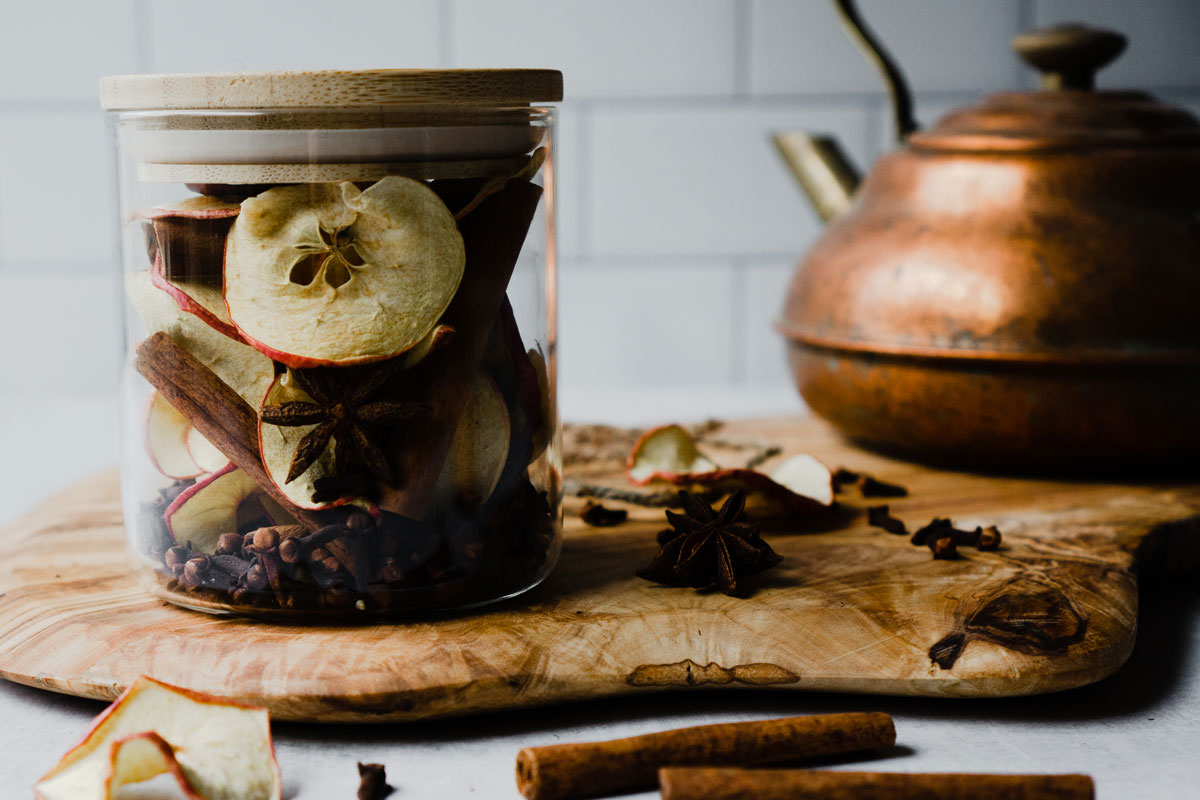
[911,25,1200,152]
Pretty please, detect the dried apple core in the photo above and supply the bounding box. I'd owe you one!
[225,177,466,367]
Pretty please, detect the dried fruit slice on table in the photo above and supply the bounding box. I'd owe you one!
[125,269,274,406]
[164,464,294,553]
[627,424,720,484]
[34,675,280,800]
[224,177,465,367]
[627,425,834,513]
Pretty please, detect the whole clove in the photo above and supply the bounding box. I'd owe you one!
[357,762,394,800]
[580,500,628,527]
[866,505,906,535]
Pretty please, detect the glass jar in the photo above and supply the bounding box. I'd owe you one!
[101,70,562,618]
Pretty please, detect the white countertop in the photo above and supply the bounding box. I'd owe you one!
[1,390,1197,798]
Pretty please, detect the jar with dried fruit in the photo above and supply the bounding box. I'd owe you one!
[102,70,562,617]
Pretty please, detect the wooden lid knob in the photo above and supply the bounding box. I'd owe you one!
[1013,24,1127,90]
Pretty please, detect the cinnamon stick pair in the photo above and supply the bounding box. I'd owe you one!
[515,713,895,800]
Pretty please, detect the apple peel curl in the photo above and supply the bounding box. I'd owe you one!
[225,176,465,368]
[34,675,280,800]
[626,424,834,512]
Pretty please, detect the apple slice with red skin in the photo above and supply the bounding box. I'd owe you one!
[145,390,206,480]
[151,253,240,339]
[125,269,275,406]
[146,390,230,479]
[187,426,231,474]
[224,176,465,368]
[34,675,280,800]
[626,424,719,484]
[164,464,294,553]
[627,426,834,513]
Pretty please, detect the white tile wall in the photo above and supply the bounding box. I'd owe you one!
[2,0,1198,403]
[588,103,870,258]
[449,0,740,98]
[146,0,443,73]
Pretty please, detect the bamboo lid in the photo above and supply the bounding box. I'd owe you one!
[100,69,563,111]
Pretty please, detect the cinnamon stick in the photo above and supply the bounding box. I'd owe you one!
[657,768,1095,800]
[514,712,895,800]
[134,331,328,530]
[380,179,543,519]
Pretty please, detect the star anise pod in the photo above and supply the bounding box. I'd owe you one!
[637,490,782,597]
[260,361,429,487]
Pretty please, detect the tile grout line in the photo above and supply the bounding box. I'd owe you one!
[729,260,748,383]
[439,0,455,68]
[733,0,752,101]
[575,101,595,260]
[132,0,154,73]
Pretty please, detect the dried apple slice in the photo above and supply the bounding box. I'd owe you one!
[151,253,240,339]
[187,426,231,474]
[526,347,552,462]
[34,675,280,800]
[435,372,511,504]
[146,391,205,480]
[225,176,466,367]
[626,426,834,513]
[164,464,287,553]
[627,424,720,484]
[680,455,835,513]
[126,269,275,406]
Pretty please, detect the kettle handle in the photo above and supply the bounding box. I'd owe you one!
[834,0,918,142]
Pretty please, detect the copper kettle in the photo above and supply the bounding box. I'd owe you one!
[774,2,1200,470]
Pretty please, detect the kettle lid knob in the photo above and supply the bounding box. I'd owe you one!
[1013,24,1127,90]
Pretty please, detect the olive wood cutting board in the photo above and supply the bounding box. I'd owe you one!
[1,416,1198,723]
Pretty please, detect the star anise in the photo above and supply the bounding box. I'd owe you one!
[636,489,782,597]
[259,362,429,488]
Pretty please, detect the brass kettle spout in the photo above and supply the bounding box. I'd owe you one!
[774,0,917,224]
[773,133,861,224]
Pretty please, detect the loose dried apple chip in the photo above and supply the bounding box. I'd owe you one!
[627,424,720,484]
[35,676,280,800]
[225,176,466,367]
[626,426,834,513]
[126,269,274,406]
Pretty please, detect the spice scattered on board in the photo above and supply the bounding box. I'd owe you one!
[866,506,1003,560]
[637,490,782,597]
[833,467,908,498]
[579,500,627,527]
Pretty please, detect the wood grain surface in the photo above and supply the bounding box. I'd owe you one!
[1,417,1198,723]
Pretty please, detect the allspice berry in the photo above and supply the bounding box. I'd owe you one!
[253,527,280,551]
[215,532,243,556]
